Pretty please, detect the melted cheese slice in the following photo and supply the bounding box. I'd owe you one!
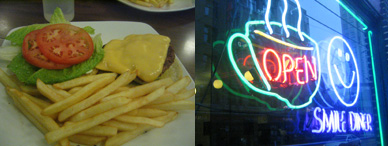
[96,34,170,82]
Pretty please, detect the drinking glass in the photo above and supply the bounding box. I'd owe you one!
[43,0,74,22]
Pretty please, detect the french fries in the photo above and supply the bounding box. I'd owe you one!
[68,86,82,94]
[102,120,138,131]
[69,134,106,145]
[100,77,173,102]
[53,73,117,90]
[47,85,71,97]
[128,0,173,8]
[69,96,132,122]
[105,111,178,146]
[37,79,66,102]
[6,87,70,146]
[114,115,165,128]
[8,74,41,96]
[145,100,195,111]
[149,88,195,105]
[22,92,51,108]
[0,67,194,146]
[19,84,41,96]
[79,125,118,137]
[42,75,116,116]
[6,87,48,134]
[126,108,168,117]
[58,71,136,121]
[166,76,191,94]
[45,87,165,143]
[0,68,20,90]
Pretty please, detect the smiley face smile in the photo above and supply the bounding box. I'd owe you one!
[334,64,355,88]
[333,49,355,88]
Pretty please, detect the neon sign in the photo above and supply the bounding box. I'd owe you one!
[227,0,382,140]
[222,0,381,143]
[227,0,321,109]
[214,1,382,145]
[311,107,372,133]
[226,0,369,110]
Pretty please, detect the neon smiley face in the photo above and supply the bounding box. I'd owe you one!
[327,36,360,107]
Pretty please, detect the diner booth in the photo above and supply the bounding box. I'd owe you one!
[196,0,387,145]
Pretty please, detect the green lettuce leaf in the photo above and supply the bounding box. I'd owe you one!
[49,7,69,24]
[8,34,104,85]
[82,26,95,35]
[7,54,40,83]
[5,7,93,45]
[5,24,49,46]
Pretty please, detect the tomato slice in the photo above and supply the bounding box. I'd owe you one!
[36,23,94,65]
[22,30,72,69]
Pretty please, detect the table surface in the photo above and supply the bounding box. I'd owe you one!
[0,0,195,78]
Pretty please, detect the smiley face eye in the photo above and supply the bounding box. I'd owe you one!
[338,48,343,57]
[345,53,350,61]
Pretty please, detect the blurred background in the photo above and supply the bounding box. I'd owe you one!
[195,0,388,145]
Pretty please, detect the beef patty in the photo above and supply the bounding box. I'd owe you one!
[162,46,175,74]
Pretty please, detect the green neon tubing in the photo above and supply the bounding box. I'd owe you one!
[228,33,271,91]
[368,31,384,146]
[213,40,225,48]
[214,72,280,111]
[336,0,368,30]
[227,20,322,109]
[291,85,304,104]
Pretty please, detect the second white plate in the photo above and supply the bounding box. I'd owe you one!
[118,0,195,12]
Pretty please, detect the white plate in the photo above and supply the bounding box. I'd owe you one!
[118,0,195,12]
[0,21,195,146]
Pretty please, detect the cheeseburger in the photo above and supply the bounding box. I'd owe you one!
[96,34,181,82]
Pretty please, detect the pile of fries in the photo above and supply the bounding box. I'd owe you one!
[0,68,194,146]
[128,0,174,8]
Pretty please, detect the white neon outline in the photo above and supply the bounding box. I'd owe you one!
[312,108,373,133]
[265,0,273,34]
[333,110,339,133]
[349,111,354,131]
[312,107,323,133]
[282,0,290,38]
[360,113,366,130]
[341,111,346,132]
[325,110,334,133]
[327,36,360,107]
[338,49,343,57]
[294,0,304,41]
[312,108,374,133]
[367,114,372,131]
[334,65,355,88]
